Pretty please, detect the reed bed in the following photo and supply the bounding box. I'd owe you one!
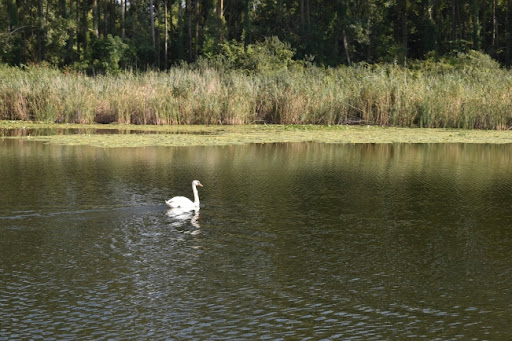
[1,64,511,129]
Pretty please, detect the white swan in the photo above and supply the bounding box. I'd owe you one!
[165,180,203,210]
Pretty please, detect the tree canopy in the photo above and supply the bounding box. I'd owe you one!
[1,0,511,71]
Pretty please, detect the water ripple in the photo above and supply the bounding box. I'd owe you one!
[2,143,512,339]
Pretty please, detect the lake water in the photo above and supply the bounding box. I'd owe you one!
[1,140,512,339]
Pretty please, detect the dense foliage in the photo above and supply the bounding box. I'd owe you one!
[3,0,512,71]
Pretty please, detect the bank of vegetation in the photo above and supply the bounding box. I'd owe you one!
[1,49,512,130]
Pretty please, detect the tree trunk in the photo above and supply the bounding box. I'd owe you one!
[451,0,457,41]
[306,0,310,28]
[38,0,44,62]
[217,0,224,43]
[151,0,156,48]
[300,0,305,31]
[217,0,223,19]
[76,0,80,54]
[156,0,161,67]
[7,0,19,31]
[121,0,125,38]
[66,0,74,63]
[401,0,408,61]
[59,0,66,18]
[82,0,88,50]
[244,0,250,46]
[423,0,437,54]
[492,0,497,49]
[164,0,168,67]
[103,0,108,37]
[177,0,185,61]
[336,0,349,64]
[343,29,351,65]
[187,0,193,61]
[472,0,480,49]
[93,0,99,37]
[195,0,200,60]
[508,0,512,64]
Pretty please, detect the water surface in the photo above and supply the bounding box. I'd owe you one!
[1,140,511,339]
[0,127,213,137]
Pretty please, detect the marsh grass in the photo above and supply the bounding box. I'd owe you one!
[1,63,511,129]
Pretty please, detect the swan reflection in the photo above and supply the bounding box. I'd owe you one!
[166,207,200,230]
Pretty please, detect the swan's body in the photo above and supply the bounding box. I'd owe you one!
[165,180,203,210]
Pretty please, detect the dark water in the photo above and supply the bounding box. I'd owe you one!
[1,140,512,340]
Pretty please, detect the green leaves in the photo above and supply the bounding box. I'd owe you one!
[211,36,298,74]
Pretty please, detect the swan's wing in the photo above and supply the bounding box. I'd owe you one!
[165,199,175,208]
[165,196,193,208]
[166,207,193,218]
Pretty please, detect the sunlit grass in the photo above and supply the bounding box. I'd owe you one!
[1,64,512,129]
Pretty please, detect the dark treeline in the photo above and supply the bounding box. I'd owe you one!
[2,0,512,71]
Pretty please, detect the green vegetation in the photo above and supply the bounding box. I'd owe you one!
[3,0,512,69]
[2,121,512,147]
[1,51,512,130]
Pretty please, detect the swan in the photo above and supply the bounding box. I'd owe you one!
[165,180,203,210]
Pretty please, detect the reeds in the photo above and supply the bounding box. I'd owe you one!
[1,63,511,129]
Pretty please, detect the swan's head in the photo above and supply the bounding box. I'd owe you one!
[193,180,203,187]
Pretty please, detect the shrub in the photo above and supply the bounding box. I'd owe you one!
[79,35,130,75]
[210,36,300,74]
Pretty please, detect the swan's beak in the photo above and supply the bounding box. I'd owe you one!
[198,182,203,187]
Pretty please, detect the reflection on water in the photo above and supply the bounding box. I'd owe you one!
[166,208,201,230]
[0,127,214,137]
[1,140,512,339]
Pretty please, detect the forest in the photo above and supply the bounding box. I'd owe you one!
[2,0,512,71]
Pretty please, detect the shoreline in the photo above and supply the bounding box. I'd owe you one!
[1,121,511,147]
[2,65,512,130]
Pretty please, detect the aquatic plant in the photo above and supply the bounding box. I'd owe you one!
[0,63,511,129]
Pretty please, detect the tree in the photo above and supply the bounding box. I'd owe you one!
[3,0,512,68]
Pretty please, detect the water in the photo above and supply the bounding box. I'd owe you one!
[0,127,213,137]
[1,140,512,339]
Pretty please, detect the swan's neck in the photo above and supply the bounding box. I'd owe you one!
[192,184,200,207]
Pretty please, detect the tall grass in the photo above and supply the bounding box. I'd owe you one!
[1,62,511,129]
